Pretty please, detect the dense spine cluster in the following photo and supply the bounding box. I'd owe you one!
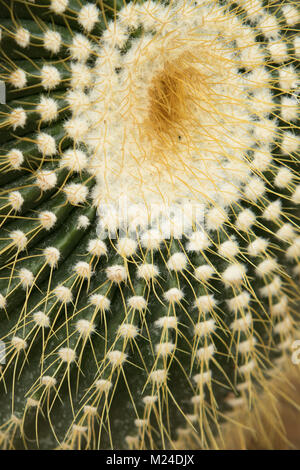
[0,0,299,450]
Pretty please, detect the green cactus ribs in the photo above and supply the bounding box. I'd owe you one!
[0,0,299,450]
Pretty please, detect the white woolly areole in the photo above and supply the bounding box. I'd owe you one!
[196,344,215,361]
[194,295,216,313]
[268,40,288,63]
[41,65,61,90]
[186,231,211,252]
[43,247,60,268]
[256,258,278,277]
[137,263,159,281]
[39,211,57,230]
[77,215,90,229]
[286,238,300,260]
[226,396,245,408]
[167,253,187,272]
[27,398,39,408]
[191,394,205,405]
[155,342,175,357]
[251,146,272,172]
[150,369,167,384]
[36,97,58,122]
[69,34,92,62]
[117,3,140,29]
[235,209,256,232]
[54,285,72,303]
[206,208,228,232]
[263,200,281,221]
[116,238,137,258]
[11,415,22,426]
[294,36,300,57]
[58,347,76,363]
[218,239,239,259]
[281,97,298,122]
[95,379,112,393]
[0,294,6,309]
[106,265,127,283]
[127,296,147,311]
[244,177,266,202]
[36,133,56,156]
[43,30,61,53]
[15,27,30,47]
[275,168,293,188]
[238,337,257,354]
[71,0,284,235]
[250,116,276,143]
[8,191,24,211]
[66,90,90,116]
[164,288,183,304]
[194,265,214,282]
[292,186,300,205]
[90,294,110,311]
[124,436,139,448]
[186,414,198,423]
[33,311,50,328]
[64,183,88,205]
[64,117,89,142]
[77,4,99,32]
[278,336,293,351]
[10,230,27,251]
[9,69,27,89]
[60,149,88,172]
[227,292,251,313]
[194,319,216,337]
[9,108,26,130]
[84,405,97,416]
[230,313,252,332]
[140,229,162,250]
[279,66,298,91]
[11,336,27,351]
[155,316,177,329]
[271,296,288,318]
[236,0,263,20]
[19,268,34,289]
[50,0,68,14]
[260,276,282,297]
[247,237,268,257]
[74,261,92,279]
[258,14,279,40]
[76,319,95,337]
[239,360,256,376]
[35,170,57,191]
[193,370,212,386]
[72,425,87,434]
[70,63,92,89]
[88,239,107,257]
[236,380,251,392]
[222,263,246,286]
[143,395,158,406]
[118,323,139,339]
[107,350,127,366]
[7,149,24,169]
[281,132,299,155]
[41,376,56,387]
[282,5,300,26]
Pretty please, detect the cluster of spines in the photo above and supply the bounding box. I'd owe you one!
[0,0,299,450]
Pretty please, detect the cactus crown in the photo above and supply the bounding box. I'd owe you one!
[0,0,299,450]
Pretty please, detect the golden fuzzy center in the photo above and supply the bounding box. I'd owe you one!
[143,55,211,160]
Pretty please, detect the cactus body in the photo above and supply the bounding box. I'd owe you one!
[0,0,299,450]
